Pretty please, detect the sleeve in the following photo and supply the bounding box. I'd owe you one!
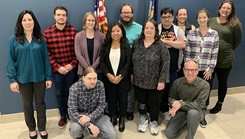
[158,42,170,83]
[180,82,210,111]
[232,24,242,50]
[119,42,132,77]
[168,79,179,105]
[6,36,17,83]
[185,33,192,62]
[68,83,81,123]
[88,83,106,121]
[70,29,79,68]
[74,32,90,69]
[43,31,61,72]
[92,33,105,69]
[208,31,219,72]
[42,41,52,81]
[100,44,110,75]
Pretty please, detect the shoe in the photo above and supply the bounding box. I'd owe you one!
[58,118,67,128]
[200,118,207,128]
[138,115,148,132]
[149,121,158,135]
[163,112,171,121]
[29,131,37,139]
[40,131,48,139]
[126,112,134,120]
[110,116,117,126]
[119,116,125,132]
[210,102,222,114]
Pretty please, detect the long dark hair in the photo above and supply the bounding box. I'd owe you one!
[15,10,43,44]
[218,0,241,29]
[136,19,160,44]
[102,22,129,56]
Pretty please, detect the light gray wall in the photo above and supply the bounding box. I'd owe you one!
[0,0,244,114]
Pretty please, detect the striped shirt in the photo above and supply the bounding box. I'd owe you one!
[43,23,78,72]
[68,80,105,122]
[185,28,219,72]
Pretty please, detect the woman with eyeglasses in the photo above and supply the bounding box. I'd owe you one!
[6,10,52,139]
[209,0,242,114]
[75,12,105,79]
[185,9,219,128]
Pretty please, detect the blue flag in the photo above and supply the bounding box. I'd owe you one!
[148,0,158,21]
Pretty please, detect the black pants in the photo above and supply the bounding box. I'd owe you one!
[106,84,128,117]
[212,67,232,102]
[19,80,46,132]
[197,71,213,106]
[134,85,163,121]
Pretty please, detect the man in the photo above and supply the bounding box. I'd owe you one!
[68,67,116,139]
[119,3,142,120]
[43,6,78,128]
[164,60,209,139]
[158,7,187,120]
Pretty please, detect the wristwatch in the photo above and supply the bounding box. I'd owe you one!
[84,122,91,128]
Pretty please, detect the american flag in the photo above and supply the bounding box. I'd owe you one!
[94,0,108,35]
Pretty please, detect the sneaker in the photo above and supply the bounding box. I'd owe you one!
[138,115,149,132]
[200,118,207,128]
[58,118,67,128]
[149,121,158,135]
[163,112,171,121]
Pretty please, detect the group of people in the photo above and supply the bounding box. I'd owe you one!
[6,0,242,139]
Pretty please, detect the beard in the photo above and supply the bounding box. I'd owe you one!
[120,17,134,27]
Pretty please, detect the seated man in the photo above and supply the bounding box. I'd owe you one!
[164,60,209,139]
[68,66,117,139]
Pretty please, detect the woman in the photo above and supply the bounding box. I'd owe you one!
[132,19,170,135]
[209,0,242,114]
[185,9,219,128]
[75,12,104,79]
[6,10,52,139]
[175,8,196,78]
[100,22,132,132]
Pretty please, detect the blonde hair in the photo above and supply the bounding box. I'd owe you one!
[82,12,98,30]
[79,66,97,81]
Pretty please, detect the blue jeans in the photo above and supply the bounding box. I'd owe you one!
[52,69,78,119]
[160,71,178,113]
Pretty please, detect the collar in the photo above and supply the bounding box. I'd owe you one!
[182,77,199,87]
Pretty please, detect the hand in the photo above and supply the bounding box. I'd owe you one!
[88,124,100,137]
[107,73,115,83]
[58,66,69,74]
[172,100,182,110]
[78,114,91,125]
[169,108,178,117]
[113,75,122,84]
[10,82,19,93]
[65,64,73,72]
[45,81,52,89]
[157,82,165,90]
[203,70,212,80]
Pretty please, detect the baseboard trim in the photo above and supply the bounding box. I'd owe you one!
[1,86,244,124]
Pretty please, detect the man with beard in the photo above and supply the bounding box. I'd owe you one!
[119,4,142,121]
[43,6,78,128]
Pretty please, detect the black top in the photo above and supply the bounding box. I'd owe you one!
[87,38,94,65]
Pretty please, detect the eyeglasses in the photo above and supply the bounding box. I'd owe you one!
[161,16,173,19]
[121,12,132,15]
[184,68,198,73]
[87,19,95,22]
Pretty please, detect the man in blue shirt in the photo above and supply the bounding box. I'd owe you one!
[119,3,142,121]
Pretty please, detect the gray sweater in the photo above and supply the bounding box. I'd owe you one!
[132,40,170,89]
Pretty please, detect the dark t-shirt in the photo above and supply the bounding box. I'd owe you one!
[161,25,179,72]
[87,38,94,65]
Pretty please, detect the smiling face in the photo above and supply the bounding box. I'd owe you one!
[111,25,122,42]
[120,5,134,26]
[22,13,34,33]
[183,60,199,84]
[176,9,188,25]
[54,9,67,25]
[144,21,156,39]
[85,14,96,30]
[197,12,209,27]
[219,2,232,19]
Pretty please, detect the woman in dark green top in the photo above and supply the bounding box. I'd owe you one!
[209,0,242,114]
[6,10,52,139]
